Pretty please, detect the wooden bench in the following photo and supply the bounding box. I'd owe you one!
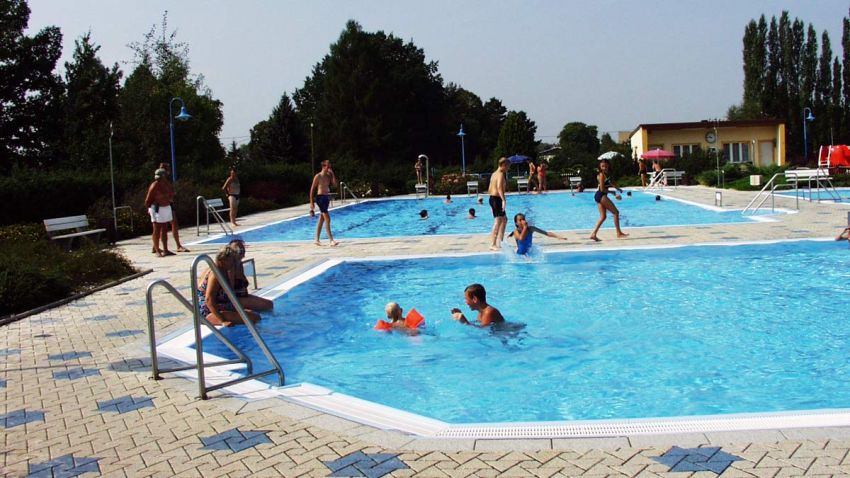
[516,178,529,193]
[466,180,479,196]
[784,168,831,183]
[44,215,106,250]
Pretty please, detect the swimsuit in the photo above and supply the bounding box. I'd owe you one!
[594,174,613,204]
[489,196,505,217]
[316,194,330,213]
[197,273,234,317]
[515,229,533,255]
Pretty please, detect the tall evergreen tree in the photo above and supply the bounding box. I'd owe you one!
[843,10,850,140]
[741,18,766,117]
[801,25,819,114]
[493,111,537,161]
[814,31,834,148]
[832,57,842,143]
[249,93,306,165]
[763,17,781,118]
[0,0,65,171]
[62,32,122,169]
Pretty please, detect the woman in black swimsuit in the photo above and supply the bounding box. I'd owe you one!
[589,159,628,241]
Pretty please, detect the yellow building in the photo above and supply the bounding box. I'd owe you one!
[629,119,786,167]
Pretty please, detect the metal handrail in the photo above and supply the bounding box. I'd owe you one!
[190,254,285,399]
[339,182,359,204]
[146,279,253,380]
[196,195,233,236]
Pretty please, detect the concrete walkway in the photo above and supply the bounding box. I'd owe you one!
[3,187,850,477]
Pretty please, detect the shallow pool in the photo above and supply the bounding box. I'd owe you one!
[202,191,771,243]
[202,240,850,424]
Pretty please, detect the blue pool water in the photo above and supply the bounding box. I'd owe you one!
[202,240,850,424]
[775,186,850,202]
[203,191,768,243]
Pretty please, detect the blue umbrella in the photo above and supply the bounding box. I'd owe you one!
[507,154,531,164]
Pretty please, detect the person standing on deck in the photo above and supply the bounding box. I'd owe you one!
[488,157,509,251]
[309,160,339,246]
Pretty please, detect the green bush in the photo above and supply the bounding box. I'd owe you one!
[0,237,136,316]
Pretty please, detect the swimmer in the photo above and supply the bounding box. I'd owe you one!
[477,197,484,205]
[510,213,566,255]
[451,283,504,327]
[419,209,428,220]
[467,208,476,219]
[655,195,662,201]
[588,158,628,242]
[445,193,452,204]
[626,191,632,197]
[836,226,850,241]
[382,302,420,335]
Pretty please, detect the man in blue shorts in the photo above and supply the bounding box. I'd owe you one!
[309,160,339,246]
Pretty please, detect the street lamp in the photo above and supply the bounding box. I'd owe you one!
[168,97,191,182]
[108,122,116,231]
[310,121,315,172]
[802,107,815,162]
[457,124,466,176]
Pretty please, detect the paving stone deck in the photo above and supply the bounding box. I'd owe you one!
[3,187,850,477]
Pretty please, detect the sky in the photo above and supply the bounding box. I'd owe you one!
[26,0,849,145]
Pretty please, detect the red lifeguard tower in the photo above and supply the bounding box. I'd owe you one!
[818,145,850,172]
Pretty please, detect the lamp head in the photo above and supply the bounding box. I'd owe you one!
[175,105,191,122]
[805,111,815,122]
[457,124,465,137]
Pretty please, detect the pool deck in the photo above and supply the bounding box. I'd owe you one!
[4,186,850,477]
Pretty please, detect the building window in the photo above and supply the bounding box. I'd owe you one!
[673,144,700,157]
[723,143,750,163]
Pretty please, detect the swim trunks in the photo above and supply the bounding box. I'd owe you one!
[316,194,330,213]
[228,194,240,201]
[149,204,173,223]
[489,196,505,218]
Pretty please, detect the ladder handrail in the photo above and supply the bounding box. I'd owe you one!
[146,279,254,380]
[339,182,359,204]
[190,254,285,399]
[196,195,233,236]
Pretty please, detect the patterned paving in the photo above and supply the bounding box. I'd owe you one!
[3,187,850,477]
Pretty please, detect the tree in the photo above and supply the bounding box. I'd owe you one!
[292,20,448,172]
[116,12,224,175]
[493,111,537,161]
[0,0,65,171]
[555,122,599,182]
[249,93,307,164]
[741,17,767,118]
[814,30,834,147]
[62,32,122,169]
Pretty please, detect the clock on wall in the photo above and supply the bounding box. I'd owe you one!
[705,131,717,144]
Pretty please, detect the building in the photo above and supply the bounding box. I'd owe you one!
[629,119,786,167]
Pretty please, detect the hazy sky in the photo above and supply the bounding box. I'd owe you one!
[26,1,848,145]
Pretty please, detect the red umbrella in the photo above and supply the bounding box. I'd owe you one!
[641,148,676,160]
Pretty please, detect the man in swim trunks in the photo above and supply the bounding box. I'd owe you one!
[144,168,174,257]
[488,157,509,250]
[451,283,504,327]
[309,160,339,246]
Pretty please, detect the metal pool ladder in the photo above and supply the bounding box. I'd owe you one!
[339,182,360,204]
[146,254,285,399]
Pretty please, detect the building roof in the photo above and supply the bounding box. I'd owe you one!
[629,119,784,138]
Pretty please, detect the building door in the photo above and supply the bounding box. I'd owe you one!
[758,141,775,166]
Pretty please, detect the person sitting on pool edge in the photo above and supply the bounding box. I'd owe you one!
[451,283,504,327]
[419,209,428,220]
[227,238,273,312]
[836,226,850,241]
[467,208,476,219]
[509,213,566,255]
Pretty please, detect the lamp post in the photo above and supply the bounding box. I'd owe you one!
[108,122,116,231]
[168,97,191,182]
[310,121,315,172]
[457,124,466,176]
[802,107,815,162]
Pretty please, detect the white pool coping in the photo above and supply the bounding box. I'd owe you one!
[155,236,850,439]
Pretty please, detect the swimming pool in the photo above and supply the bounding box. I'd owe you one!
[200,191,774,243]
[775,186,850,202]
[198,239,850,424]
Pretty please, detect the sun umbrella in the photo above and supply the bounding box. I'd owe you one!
[507,154,531,164]
[597,151,622,161]
[641,148,676,160]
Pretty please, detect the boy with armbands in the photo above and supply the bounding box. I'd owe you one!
[375,302,424,335]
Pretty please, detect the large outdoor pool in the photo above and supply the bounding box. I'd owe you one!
[201,191,774,243]
[201,239,850,424]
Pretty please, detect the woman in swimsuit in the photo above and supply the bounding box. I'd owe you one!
[589,159,628,242]
[197,246,261,326]
[510,213,566,255]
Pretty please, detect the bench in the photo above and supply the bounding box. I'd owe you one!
[784,168,831,183]
[466,180,479,196]
[568,176,582,190]
[665,169,684,187]
[44,215,105,250]
[516,178,529,193]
